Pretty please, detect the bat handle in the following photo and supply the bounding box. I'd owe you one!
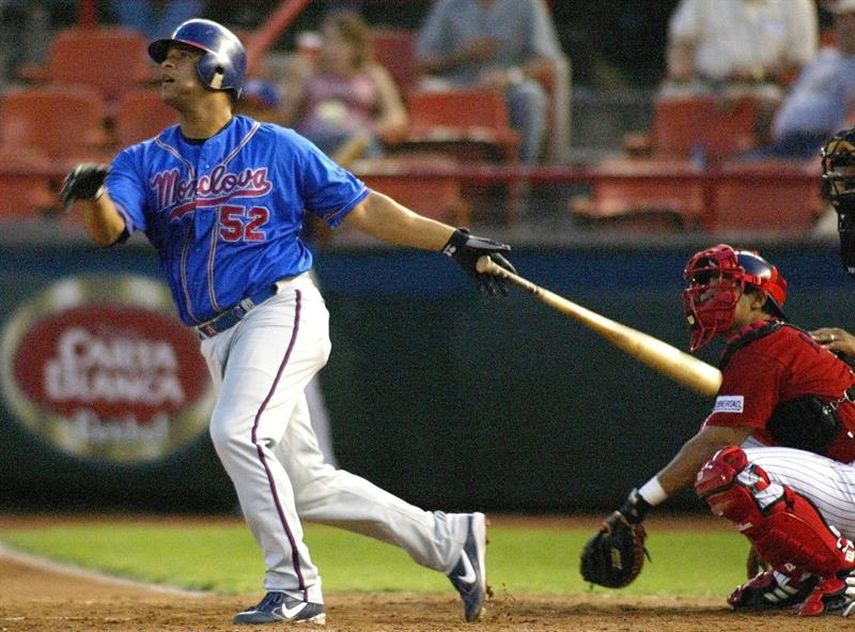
[476,255,502,275]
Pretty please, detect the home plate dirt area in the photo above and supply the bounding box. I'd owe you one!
[0,515,846,632]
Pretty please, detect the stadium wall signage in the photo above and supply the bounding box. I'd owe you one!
[0,275,213,464]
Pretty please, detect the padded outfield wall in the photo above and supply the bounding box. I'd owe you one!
[0,240,850,513]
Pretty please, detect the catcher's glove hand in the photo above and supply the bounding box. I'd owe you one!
[60,163,109,212]
[580,489,651,588]
[442,227,516,296]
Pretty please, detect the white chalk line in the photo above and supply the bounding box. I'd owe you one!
[0,542,208,597]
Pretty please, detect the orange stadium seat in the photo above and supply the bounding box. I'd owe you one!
[0,86,110,163]
[22,27,156,103]
[113,88,178,146]
[402,89,521,164]
[0,147,56,218]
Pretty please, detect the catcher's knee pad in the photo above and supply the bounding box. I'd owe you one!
[695,446,855,577]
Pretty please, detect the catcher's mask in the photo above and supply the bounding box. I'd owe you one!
[821,128,855,278]
[148,18,246,99]
[682,244,788,351]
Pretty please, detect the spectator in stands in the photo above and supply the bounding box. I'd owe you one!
[737,0,855,161]
[0,0,57,85]
[414,0,570,165]
[281,10,408,167]
[110,0,205,39]
[660,0,818,136]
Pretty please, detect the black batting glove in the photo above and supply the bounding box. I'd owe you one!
[60,163,109,212]
[442,227,516,296]
[616,488,651,525]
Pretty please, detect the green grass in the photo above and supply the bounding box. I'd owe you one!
[0,521,748,597]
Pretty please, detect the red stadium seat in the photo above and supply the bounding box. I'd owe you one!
[0,86,110,163]
[369,28,418,96]
[21,27,156,103]
[650,96,759,161]
[113,88,178,146]
[0,147,56,218]
[569,157,705,231]
[706,161,826,234]
[401,88,521,164]
[351,155,468,225]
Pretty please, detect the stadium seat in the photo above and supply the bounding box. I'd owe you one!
[0,85,110,163]
[113,88,177,146]
[624,95,759,163]
[0,147,56,218]
[21,26,156,103]
[569,157,705,231]
[369,28,418,96]
[706,161,826,234]
[351,155,468,225]
[401,88,521,164]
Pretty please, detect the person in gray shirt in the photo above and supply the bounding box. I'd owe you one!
[414,0,569,164]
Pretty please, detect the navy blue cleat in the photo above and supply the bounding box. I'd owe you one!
[447,512,489,622]
[233,591,326,625]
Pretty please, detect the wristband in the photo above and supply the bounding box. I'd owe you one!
[638,477,668,506]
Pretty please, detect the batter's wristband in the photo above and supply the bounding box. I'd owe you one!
[441,227,470,256]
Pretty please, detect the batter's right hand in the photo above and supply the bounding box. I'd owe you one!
[60,163,109,212]
[442,227,516,296]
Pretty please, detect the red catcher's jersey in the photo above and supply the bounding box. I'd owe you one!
[703,322,855,463]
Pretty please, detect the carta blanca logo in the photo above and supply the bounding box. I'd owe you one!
[0,275,215,464]
[713,395,744,413]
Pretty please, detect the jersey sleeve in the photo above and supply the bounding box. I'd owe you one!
[105,146,149,234]
[703,349,784,431]
[291,131,368,227]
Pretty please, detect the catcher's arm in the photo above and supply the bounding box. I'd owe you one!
[580,424,752,588]
[60,164,126,245]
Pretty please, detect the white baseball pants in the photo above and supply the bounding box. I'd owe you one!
[200,273,469,603]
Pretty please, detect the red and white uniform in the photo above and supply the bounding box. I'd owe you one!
[704,320,855,536]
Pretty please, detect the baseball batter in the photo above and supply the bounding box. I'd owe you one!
[584,244,855,616]
[60,19,515,626]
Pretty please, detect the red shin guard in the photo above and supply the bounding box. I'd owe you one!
[695,446,855,578]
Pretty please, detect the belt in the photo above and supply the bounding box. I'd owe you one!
[196,284,279,339]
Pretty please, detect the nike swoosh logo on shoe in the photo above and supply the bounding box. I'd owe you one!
[275,601,310,620]
[457,551,477,585]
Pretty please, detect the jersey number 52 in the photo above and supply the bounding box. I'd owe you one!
[218,205,270,242]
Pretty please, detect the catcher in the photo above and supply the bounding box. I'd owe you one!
[581,244,855,616]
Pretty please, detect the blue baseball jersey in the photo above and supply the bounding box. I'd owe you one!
[106,115,368,325]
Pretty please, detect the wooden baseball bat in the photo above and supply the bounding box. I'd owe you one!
[476,256,722,398]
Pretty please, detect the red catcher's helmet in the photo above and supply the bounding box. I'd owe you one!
[682,244,788,351]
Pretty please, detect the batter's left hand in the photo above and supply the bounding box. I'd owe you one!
[810,327,855,357]
[442,228,516,296]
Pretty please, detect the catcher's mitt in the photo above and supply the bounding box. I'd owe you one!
[580,511,649,588]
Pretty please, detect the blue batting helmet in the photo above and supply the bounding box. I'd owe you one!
[148,19,247,98]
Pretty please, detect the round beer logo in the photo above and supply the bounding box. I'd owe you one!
[0,276,214,464]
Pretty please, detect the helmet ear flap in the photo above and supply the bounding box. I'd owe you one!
[148,19,246,98]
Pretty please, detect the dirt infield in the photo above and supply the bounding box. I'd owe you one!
[0,515,848,631]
